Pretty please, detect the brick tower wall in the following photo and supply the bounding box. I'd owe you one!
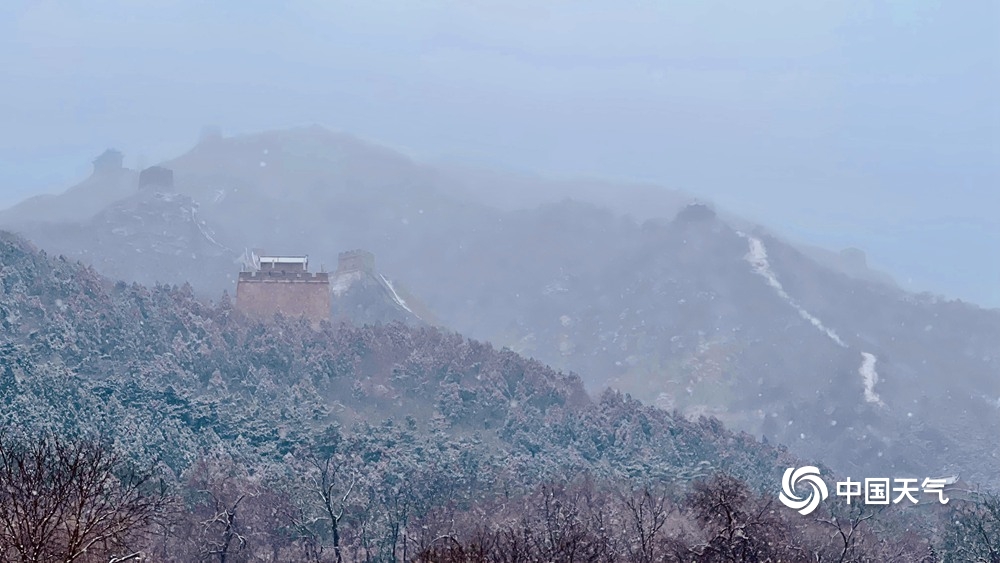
[235,272,331,322]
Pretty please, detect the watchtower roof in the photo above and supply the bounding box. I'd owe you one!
[259,256,308,265]
[246,252,312,273]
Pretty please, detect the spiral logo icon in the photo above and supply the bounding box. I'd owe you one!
[779,466,828,515]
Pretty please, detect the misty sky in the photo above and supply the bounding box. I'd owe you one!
[1,1,998,305]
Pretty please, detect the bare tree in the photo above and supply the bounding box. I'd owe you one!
[313,457,356,563]
[529,483,593,562]
[816,503,881,563]
[282,502,326,563]
[0,431,166,563]
[200,491,250,563]
[622,484,671,563]
[684,474,784,563]
[291,427,357,563]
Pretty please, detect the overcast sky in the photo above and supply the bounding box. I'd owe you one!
[1,1,998,304]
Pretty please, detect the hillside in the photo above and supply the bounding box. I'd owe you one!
[8,229,988,562]
[0,230,794,481]
[7,229,932,561]
[1,127,998,489]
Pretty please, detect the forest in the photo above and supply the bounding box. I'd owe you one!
[0,231,997,561]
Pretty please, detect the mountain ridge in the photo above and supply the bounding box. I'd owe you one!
[2,126,998,488]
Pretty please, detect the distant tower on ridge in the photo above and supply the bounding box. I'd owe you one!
[336,249,376,274]
[138,166,175,191]
[92,149,124,176]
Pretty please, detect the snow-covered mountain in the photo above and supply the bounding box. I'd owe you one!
[2,126,997,486]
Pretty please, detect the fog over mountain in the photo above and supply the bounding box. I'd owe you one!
[2,1,998,305]
[2,127,999,492]
[1,2,998,560]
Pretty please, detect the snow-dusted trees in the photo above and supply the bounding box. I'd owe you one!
[0,233,967,561]
[412,474,940,563]
[0,431,166,563]
[940,492,1000,563]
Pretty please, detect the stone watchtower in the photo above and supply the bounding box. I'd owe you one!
[92,149,124,176]
[138,166,174,191]
[235,253,330,323]
[336,249,375,274]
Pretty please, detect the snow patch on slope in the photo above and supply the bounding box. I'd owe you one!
[379,274,416,316]
[190,208,229,251]
[739,233,847,348]
[859,352,885,406]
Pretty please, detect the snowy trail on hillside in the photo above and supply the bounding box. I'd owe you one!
[380,274,415,315]
[191,208,229,250]
[859,352,885,406]
[739,233,847,347]
[738,233,887,408]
